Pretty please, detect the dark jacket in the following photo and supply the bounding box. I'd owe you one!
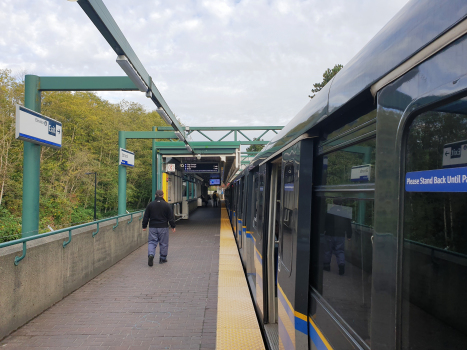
[142,197,176,229]
[324,212,352,239]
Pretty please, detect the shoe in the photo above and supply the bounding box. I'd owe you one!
[148,255,154,266]
[323,263,330,271]
[338,264,345,275]
[159,257,167,264]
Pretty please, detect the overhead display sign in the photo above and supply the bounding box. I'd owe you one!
[209,179,221,186]
[406,167,467,192]
[182,162,219,173]
[16,105,62,149]
[351,164,371,182]
[119,148,135,167]
[443,140,467,168]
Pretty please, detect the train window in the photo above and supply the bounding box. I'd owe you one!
[402,98,467,349]
[253,174,259,228]
[280,163,295,272]
[312,195,374,345]
[318,138,376,186]
[319,110,376,153]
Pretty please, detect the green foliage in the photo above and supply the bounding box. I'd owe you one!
[309,64,343,99]
[0,69,168,241]
[246,138,265,152]
[0,206,21,243]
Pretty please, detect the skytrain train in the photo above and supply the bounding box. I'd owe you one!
[225,1,467,349]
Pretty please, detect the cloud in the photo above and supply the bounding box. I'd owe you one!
[0,0,410,137]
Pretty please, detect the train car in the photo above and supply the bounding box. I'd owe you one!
[226,1,467,349]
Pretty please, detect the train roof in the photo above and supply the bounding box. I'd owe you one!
[242,0,467,173]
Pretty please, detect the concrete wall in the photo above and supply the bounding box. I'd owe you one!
[0,214,146,340]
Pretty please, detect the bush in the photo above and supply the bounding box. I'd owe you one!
[0,206,21,243]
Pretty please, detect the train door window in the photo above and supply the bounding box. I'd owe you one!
[311,137,376,346]
[280,162,294,272]
[402,98,467,349]
[253,174,259,228]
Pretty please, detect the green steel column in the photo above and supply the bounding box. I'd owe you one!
[22,75,41,237]
[152,139,156,199]
[152,126,157,199]
[157,152,162,190]
[118,131,127,215]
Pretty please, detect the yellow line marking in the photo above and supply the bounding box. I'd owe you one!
[309,316,333,350]
[217,201,265,350]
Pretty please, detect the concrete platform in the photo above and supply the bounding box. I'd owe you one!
[0,204,265,350]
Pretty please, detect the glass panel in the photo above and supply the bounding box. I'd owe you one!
[320,110,376,148]
[280,163,294,271]
[312,195,373,346]
[402,99,467,349]
[318,139,376,186]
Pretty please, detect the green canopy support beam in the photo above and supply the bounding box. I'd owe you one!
[78,0,187,145]
[218,130,233,142]
[39,76,139,91]
[237,130,251,141]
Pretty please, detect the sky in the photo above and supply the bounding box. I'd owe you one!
[0,0,410,141]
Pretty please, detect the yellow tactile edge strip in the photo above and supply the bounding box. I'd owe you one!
[216,202,265,350]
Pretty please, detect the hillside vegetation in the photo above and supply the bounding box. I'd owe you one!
[0,69,169,242]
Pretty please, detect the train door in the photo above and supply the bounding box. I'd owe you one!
[245,171,257,293]
[264,158,282,344]
[309,111,377,350]
[253,164,270,321]
[236,178,244,249]
[276,139,313,350]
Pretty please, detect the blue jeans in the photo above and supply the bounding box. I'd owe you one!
[148,227,169,257]
[324,236,345,266]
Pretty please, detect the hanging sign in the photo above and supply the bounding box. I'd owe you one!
[119,148,135,167]
[15,105,62,149]
[166,163,176,172]
[351,164,371,182]
[405,167,467,192]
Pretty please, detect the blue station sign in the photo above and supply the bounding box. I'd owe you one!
[405,167,467,192]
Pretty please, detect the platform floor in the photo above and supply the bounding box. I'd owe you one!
[0,204,265,350]
[1,206,224,350]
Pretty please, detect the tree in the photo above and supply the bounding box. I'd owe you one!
[246,138,265,152]
[309,64,343,99]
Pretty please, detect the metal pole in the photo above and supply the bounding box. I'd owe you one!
[152,127,156,199]
[118,131,127,215]
[94,172,97,221]
[157,152,162,190]
[22,75,41,238]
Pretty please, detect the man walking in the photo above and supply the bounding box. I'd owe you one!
[142,190,176,266]
[213,191,218,207]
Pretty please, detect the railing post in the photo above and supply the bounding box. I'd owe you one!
[22,75,41,238]
[118,131,127,215]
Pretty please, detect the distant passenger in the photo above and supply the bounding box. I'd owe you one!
[142,190,176,266]
[213,191,219,207]
[323,200,352,275]
[201,195,208,207]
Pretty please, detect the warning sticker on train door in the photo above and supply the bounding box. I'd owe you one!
[405,167,467,192]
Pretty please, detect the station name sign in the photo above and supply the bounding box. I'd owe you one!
[15,105,62,149]
[119,148,135,167]
[406,167,467,192]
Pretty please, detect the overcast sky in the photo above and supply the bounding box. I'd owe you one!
[1,0,409,141]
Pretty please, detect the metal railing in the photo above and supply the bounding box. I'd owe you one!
[0,210,145,266]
